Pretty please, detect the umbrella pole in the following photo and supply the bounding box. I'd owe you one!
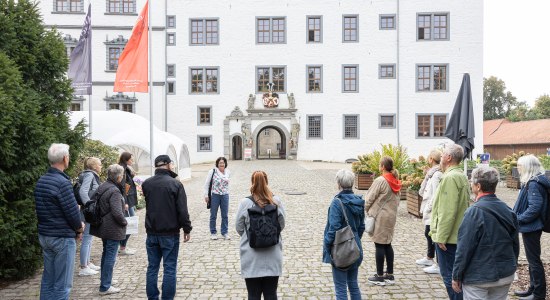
[464,158,468,177]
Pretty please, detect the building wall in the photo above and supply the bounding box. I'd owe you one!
[39,0,484,164]
[485,144,550,160]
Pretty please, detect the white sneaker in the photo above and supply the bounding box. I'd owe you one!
[424,264,440,274]
[118,248,136,255]
[415,257,434,266]
[88,262,101,271]
[211,234,218,240]
[99,286,121,295]
[78,266,98,276]
[222,234,231,240]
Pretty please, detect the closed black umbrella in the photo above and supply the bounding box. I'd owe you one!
[445,73,475,159]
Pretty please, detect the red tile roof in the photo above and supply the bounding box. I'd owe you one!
[484,118,550,145]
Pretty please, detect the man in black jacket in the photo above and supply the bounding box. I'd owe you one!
[143,155,192,300]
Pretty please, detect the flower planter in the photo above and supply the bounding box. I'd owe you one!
[407,189,423,218]
[400,191,407,201]
[506,175,521,189]
[355,173,374,190]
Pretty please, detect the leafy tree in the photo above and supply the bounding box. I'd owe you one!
[483,76,518,120]
[532,94,550,119]
[0,0,86,279]
[67,139,120,181]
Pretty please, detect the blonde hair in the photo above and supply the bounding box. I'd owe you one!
[428,149,443,165]
[84,157,101,171]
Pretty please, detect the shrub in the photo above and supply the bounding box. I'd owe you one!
[364,144,410,176]
[66,139,120,181]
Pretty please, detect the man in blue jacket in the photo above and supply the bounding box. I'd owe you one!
[34,143,84,300]
[452,167,519,299]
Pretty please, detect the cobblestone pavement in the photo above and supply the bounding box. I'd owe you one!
[1,160,548,299]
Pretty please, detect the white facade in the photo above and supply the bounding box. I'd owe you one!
[40,0,484,163]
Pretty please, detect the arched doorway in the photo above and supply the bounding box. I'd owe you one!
[256,126,286,159]
[232,135,243,160]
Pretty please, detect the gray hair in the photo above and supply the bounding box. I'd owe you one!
[444,144,464,164]
[471,166,499,193]
[47,143,70,165]
[336,169,355,189]
[106,164,125,182]
[517,155,545,184]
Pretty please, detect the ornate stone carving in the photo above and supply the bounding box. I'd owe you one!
[288,93,295,109]
[230,106,244,118]
[247,94,256,109]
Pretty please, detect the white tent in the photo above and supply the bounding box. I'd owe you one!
[69,110,191,179]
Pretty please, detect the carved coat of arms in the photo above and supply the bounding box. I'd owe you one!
[262,82,279,108]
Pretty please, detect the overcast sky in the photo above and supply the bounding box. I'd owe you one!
[484,0,550,106]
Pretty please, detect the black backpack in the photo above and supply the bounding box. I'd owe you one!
[246,196,281,249]
[540,185,550,233]
[83,188,106,226]
[73,171,97,206]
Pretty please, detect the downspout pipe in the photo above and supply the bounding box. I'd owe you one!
[396,0,400,145]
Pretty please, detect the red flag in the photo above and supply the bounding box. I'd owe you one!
[114,1,148,92]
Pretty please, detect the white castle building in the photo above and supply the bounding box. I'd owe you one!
[40,0,483,163]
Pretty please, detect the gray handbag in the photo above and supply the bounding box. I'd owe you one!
[331,198,360,270]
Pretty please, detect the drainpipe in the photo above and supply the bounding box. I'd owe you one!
[164,0,168,131]
[396,0,400,145]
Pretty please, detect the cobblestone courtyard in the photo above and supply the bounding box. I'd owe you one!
[1,160,548,299]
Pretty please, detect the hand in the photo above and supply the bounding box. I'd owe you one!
[438,243,447,251]
[183,233,191,242]
[204,197,209,204]
[125,204,129,211]
[452,280,462,293]
[76,232,83,241]
[81,222,86,231]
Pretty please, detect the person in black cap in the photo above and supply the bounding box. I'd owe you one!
[142,155,192,300]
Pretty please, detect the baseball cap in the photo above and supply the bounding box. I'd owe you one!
[154,155,172,167]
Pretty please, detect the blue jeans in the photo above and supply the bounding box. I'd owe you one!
[100,239,120,292]
[120,206,135,247]
[332,265,361,300]
[210,193,229,235]
[38,235,76,300]
[146,234,180,300]
[436,243,463,300]
[79,218,93,267]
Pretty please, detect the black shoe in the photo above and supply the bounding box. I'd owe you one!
[383,273,395,285]
[518,295,535,300]
[368,274,386,286]
[514,289,533,297]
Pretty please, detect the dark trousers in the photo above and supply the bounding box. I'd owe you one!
[244,276,279,300]
[523,230,546,299]
[424,225,435,259]
[374,243,394,275]
[436,243,463,300]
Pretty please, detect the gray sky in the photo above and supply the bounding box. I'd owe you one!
[484,0,550,106]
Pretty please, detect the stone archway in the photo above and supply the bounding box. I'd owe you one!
[251,121,290,160]
[256,127,285,159]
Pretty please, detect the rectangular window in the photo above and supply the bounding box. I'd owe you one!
[343,15,358,42]
[380,15,395,30]
[379,114,395,128]
[417,114,447,138]
[343,115,359,139]
[198,107,211,125]
[264,129,270,136]
[55,0,83,12]
[167,33,176,45]
[307,66,322,92]
[198,136,212,152]
[417,64,448,91]
[256,17,286,44]
[70,102,81,111]
[167,82,175,94]
[106,0,135,14]
[108,47,122,71]
[190,19,219,45]
[167,65,175,77]
[108,103,134,113]
[307,16,322,43]
[379,64,395,79]
[256,66,285,93]
[418,13,449,40]
[167,15,176,28]
[342,65,358,92]
[307,115,322,139]
[190,67,219,94]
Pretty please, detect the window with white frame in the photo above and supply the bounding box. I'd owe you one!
[167,33,176,45]
[343,115,359,138]
[380,15,395,29]
[167,82,175,94]
[417,13,449,40]
[105,35,127,71]
[198,136,212,151]
[379,64,395,79]
[54,0,84,13]
[190,19,219,45]
[264,129,270,136]
[307,16,322,43]
[167,65,175,77]
[256,66,285,93]
[343,15,358,42]
[417,114,447,137]
[307,115,323,139]
[167,15,176,28]
[342,65,358,92]
[198,107,211,125]
[190,67,219,94]
[417,65,447,91]
[106,0,136,14]
[257,17,286,44]
[71,102,82,111]
[379,114,395,128]
[307,66,322,92]
[105,93,137,113]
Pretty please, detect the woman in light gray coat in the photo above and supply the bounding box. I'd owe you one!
[236,171,285,300]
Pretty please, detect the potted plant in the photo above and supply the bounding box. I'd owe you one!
[502,151,527,189]
[352,154,375,190]
[402,157,428,218]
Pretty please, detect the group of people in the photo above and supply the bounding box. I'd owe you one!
[34,142,548,300]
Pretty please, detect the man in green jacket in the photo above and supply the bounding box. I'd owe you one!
[430,143,470,300]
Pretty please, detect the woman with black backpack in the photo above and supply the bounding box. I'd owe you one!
[235,171,285,300]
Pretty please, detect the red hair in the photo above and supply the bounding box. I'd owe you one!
[250,171,275,208]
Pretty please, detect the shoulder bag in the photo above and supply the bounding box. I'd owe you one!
[331,198,361,270]
[365,196,392,234]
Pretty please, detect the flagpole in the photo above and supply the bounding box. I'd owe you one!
[148,0,154,175]
[88,0,92,136]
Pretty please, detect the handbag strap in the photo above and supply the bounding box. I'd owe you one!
[208,168,216,195]
[335,197,350,226]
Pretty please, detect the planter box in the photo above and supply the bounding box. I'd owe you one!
[355,173,374,190]
[400,191,407,201]
[407,190,423,218]
[506,175,521,189]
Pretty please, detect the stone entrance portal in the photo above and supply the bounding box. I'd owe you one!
[232,135,243,160]
[256,126,286,159]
